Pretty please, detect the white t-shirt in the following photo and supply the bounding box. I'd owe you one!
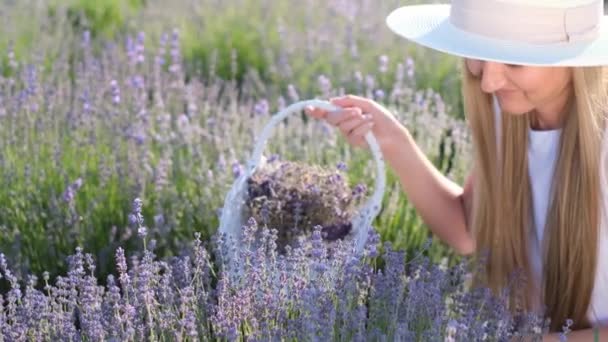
[492,96,608,325]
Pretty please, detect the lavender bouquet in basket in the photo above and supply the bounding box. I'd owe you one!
[245,159,368,254]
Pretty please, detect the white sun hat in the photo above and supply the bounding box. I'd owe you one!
[386,0,608,66]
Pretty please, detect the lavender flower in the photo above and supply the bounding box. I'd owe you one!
[169,28,181,74]
[62,177,84,203]
[110,80,120,105]
[135,31,145,64]
[406,56,415,79]
[129,198,145,227]
[138,226,148,238]
[287,84,300,102]
[82,30,91,47]
[378,55,389,73]
[232,161,242,179]
[253,99,269,116]
[318,74,332,96]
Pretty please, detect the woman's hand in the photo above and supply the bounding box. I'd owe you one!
[304,94,403,152]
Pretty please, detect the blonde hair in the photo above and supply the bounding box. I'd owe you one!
[462,61,608,332]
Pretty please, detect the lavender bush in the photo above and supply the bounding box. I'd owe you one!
[0,199,550,341]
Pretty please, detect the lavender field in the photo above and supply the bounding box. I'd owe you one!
[0,0,555,340]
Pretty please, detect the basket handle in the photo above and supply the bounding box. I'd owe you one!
[218,99,386,267]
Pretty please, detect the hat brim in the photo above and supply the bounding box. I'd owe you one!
[386,4,608,66]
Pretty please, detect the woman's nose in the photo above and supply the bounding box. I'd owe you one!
[480,62,507,93]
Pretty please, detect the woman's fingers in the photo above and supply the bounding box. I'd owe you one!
[339,117,375,149]
[304,101,376,149]
[338,113,372,136]
[304,106,327,119]
[330,95,376,114]
[327,107,362,126]
[305,106,363,127]
[348,120,374,143]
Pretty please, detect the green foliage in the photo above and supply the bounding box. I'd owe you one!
[180,2,283,85]
[48,0,146,39]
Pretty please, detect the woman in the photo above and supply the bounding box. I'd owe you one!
[305,0,607,340]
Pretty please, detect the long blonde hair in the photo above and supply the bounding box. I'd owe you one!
[462,61,608,331]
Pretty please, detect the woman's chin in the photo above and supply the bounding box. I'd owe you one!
[504,109,529,116]
[499,102,532,116]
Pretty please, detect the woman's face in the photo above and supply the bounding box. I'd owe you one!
[465,58,573,129]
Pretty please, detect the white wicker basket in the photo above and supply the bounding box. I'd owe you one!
[218,99,386,275]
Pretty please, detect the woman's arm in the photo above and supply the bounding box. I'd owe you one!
[383,123,476,256]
